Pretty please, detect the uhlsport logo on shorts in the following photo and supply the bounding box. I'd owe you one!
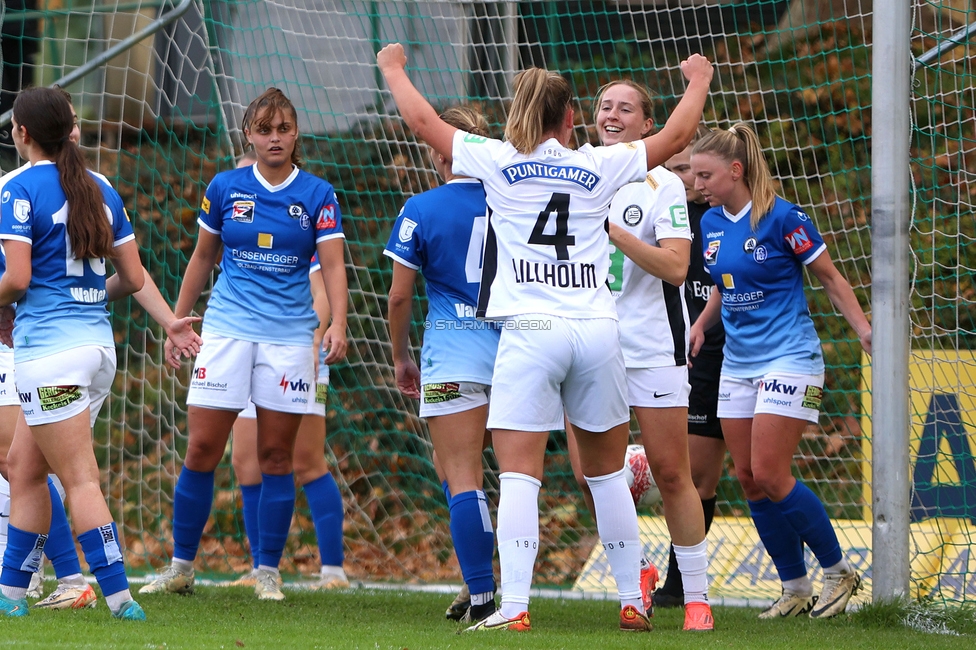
[37,385,83,412]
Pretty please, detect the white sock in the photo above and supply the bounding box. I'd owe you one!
[1,585,27,601]
[674,539,710,604]
[496,472,541,619]
[823,559,852,576]
[585,468,642,611]
[257,565,280,577]
[320,565,346,579]
[0,478,9,565]
[58,573,87,588]
[172,558,193,573]
[105,588,133,613]
[783,576,813,597]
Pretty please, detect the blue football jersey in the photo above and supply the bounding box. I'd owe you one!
[700,196,826,377]
[383,179,499,385]
[199,165,344,346]
[0,162,135,361]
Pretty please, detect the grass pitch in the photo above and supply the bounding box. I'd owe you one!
[1,585,973,649]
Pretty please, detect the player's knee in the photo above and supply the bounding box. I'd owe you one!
[294,460,328,486]
[259,447,294,474]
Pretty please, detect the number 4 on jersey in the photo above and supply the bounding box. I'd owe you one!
[528,193,575,261]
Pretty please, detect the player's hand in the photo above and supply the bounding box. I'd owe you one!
[0,306,14,348]
[395,359,421,399]
[860,327,872,356]
[163,337,181,370]
[377,43,407,75]
[688,322,705,363]
[165,316,202,366]
[321,322,348,365]
[681,54,714,85]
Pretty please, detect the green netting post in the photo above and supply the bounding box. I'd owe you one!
[871,0,912,603]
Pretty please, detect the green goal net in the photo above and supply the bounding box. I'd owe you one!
[1,0,971,606]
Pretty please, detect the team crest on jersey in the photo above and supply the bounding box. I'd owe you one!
[398,218,418,242]
[754,245,768,263]
[786,226,813,254]
[288,203,311,230]
[704,240,720,265]
[743,237,757,252]
[201,196,210,214]
[317,204,337,230]
[232,201,254,223]
[622,205,642,226]
[13,199,30,223]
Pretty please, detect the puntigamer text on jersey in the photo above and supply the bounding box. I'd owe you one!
[501,162,601,191]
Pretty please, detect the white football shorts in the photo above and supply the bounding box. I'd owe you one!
[420,382,490,418]
[626,365,691,409]
[487,315,629,432]
[717,372,824,423]
[0,348,18,407]
[15,345,116,427]
[188,332,314,415]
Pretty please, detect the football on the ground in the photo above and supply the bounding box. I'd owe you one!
[623,444,661,508]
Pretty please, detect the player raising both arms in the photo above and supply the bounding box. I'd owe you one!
[689,123,870,619]
[385,105,499,625]
[378,42,712,633]
[141,88,348,601]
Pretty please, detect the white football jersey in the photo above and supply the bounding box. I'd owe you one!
[452,131,647,319]
[608,167,692,368]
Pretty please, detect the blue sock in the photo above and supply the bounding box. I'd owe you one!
[44,478,82,579]
[774,481,843,569]
[441,480,451,504]
[303,473,344,567]
[257,473,295,568]
[0,525,46,588]
[240,483,262,569]
[78,523,128,597]
[449,490,495,597]
[172,467,215,562]
[749,497,806,581]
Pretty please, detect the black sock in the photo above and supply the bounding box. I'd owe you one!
[469,599,496,621]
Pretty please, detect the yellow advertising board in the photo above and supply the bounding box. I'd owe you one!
[575,351,976,602]
[573,515,975,603]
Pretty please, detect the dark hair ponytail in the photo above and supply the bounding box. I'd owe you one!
[13,87,114,259]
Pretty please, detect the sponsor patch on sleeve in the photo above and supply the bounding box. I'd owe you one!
[785,226,813,255]
[317,204,338,230]
[201,196,211,214]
